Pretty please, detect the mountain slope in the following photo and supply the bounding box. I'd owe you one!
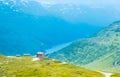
[0,55,104,77]
[47,21,120,67]
[84,50,120,72]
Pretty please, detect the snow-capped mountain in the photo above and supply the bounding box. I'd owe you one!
[0,0,49,16]
[1,0,120,25]
[1,0,120,28]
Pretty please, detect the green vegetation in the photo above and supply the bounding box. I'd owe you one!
[0,54,9,62]
[47,21,120,73]
[111,73,120,77]
[0,55,104,77]
[83,50,120,72]
[47,21,120,66]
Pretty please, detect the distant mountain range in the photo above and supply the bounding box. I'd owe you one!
[48,21,120,72]
[0,0,102,55]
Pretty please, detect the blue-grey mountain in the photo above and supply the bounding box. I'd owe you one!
[0,0,102,55]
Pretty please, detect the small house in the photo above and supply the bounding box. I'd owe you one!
[36,52,44,58]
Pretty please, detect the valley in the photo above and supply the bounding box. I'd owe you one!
[0,0,120,76]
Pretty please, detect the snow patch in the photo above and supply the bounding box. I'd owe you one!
[61,62,67,64]
[32,57,39,61]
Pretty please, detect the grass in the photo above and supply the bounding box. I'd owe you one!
[111,73,120,77]
[0,55,104,77]
[83,51,120,73]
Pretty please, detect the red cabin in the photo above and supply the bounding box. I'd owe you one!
[36,52,44,58]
